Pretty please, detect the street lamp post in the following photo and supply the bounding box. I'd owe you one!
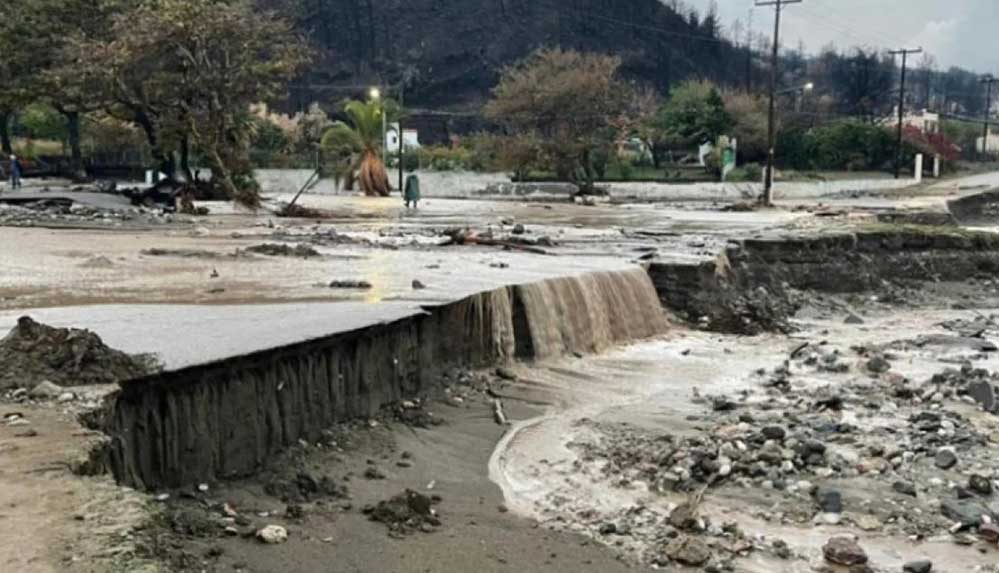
[794,82,815,112]
[370,87,386,165]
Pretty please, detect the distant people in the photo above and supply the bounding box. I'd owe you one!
[9,155,22,189]
[404,173,421,209]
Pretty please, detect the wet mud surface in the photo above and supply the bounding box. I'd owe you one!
[129,391,644,573]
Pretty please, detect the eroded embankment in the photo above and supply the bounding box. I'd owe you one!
[103,268,665,489]
[649,227,999,333]
[948,188,999,225]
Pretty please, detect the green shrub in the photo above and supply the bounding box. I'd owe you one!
[777,121,898,172]
[16,103,66,142]
[415,145,474,171]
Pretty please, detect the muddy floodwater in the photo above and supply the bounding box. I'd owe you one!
[2,175,999,572]
[492,307,999,572]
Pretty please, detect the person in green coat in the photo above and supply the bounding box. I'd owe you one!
[404,173,421,209]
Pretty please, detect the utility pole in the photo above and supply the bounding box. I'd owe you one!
[398,82,405,193]
[745,6,754,93]
[756,0,802,206]
[889,47,922,179]
[980,75,998,161]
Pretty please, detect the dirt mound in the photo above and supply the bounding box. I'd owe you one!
[364,489,441,535]
[244,243,320,258]
[263,470,349,503]
[275,203,335,219]
[0,316,159,390]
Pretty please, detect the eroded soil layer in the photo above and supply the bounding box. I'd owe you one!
[649,228,999,333]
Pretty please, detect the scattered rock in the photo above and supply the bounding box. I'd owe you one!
[412,279,427,290]
[893,481,918,497]
[328,280,373,289]
[980,522,999,544]
[814,486,843,513]
[866,355,891,374]
[968,474,993,496]
[255,525,288,544]
[966,380,996,412]
[940,499,989,527]
[663,535,711,566]
[495,367,517,381]
[823,536,868,566]
[363,467,387,480]
[903,561,932,573]
[761,425,787,441]
[934,449,958,470]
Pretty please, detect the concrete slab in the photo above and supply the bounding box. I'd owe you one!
[0,302,421,370]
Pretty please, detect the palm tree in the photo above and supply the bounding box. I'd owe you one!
[321,98,397,197]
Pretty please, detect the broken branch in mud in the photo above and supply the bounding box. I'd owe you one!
[442,229,554,256]
[492,399,508,425]
[789,341,810,359]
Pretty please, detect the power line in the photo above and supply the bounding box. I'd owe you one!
[797,2,911,48]
[790,6,887,49]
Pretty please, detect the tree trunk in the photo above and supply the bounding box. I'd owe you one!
[133,110,177,181]
[0,112,12,155]
[180,135,193,182]
[649,141,663,169]
[65,111,87,181]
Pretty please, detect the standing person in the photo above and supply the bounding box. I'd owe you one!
[404,173,421,209]
[9,155,22,189]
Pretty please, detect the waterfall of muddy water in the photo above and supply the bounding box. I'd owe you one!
[512,268,667,360]
[105,267,668,488]
[489,310,999,572]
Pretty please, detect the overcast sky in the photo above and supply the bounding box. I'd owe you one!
[686,0,998,74]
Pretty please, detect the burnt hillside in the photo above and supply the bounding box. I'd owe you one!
[268,0,749,110]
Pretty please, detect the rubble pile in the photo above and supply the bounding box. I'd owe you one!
[243,243,321,258]
[0,201,176,227]
[380,398,445,429]
[0,316,159,390]
[364,489,441,536]
[263,470,349,503]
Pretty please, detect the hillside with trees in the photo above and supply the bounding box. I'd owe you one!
[264,0,749,108]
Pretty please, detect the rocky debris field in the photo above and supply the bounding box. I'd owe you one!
[0,199,187,228]
[519,310,999,571]
[0,316,159,391]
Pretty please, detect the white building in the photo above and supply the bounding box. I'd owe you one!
[977,132,999,155]
[883,108,940,134]
[386,123,420,152]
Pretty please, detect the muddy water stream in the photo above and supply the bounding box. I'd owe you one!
[489,310,999,571]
